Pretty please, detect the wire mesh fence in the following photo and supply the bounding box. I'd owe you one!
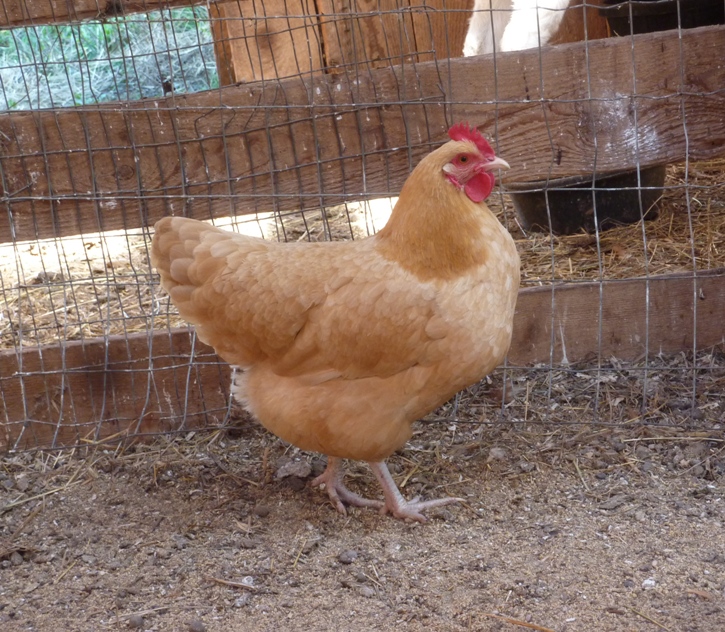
[0,0,723,454]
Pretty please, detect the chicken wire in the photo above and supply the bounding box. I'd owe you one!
[0,1,723,454]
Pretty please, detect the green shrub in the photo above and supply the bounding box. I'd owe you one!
[0,6,219,110]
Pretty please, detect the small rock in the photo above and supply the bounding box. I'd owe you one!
[359,585,376,598]
[188,618,206,632]
[642,578,656,590]
[1,479,14,491]
[10,552,23,566]
[276,460,312,480]
[253,505,271,518]
[128,614,144,629]
[431,508,455,521]
[15,476,30,492]
[81,555,96,564]
[519,461,536,473]
[172,535,190,550]
[238,537,259,550]
[338,550,358,565]
[623,579,635,588]
[234,594,251,608]
[487,447,507,462]
[600,494,632,510]
[354,571,368,583]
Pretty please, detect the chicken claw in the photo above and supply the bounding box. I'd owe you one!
[369,462,463,523]
[312,457,384,515]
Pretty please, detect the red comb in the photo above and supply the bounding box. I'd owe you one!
[448,122,495,160]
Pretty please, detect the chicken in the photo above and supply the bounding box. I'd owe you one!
[464,0,572,56]
[151,123,520,522]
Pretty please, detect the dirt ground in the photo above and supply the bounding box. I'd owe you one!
[1,352,724,632]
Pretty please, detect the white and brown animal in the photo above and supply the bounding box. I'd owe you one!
[464,0,608,56]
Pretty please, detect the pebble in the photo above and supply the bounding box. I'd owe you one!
[127,614,144,629]
[234,594,251,608]
[599,494,632,510]
[358,585,376,598]
[276,460,312,480]
[253,505,270,518]
[642,578,656,590]
[338,550,358,564]
[10,552,23,566]
[15,476,30,492]
[487,447,507,462]
[188,619,206,632]
[238,537,259,550]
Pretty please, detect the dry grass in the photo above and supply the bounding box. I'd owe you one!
[0,161,722,350]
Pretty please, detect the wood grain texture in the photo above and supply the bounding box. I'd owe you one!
[408,0,473,63]
[317,0,420,70]
[212,0,323,84]
[0,25,723,243]
[0,329,231,451]
[0,0,202,27]
[3,269,723,449]
[510,269,725,366]
[549,0,610,45]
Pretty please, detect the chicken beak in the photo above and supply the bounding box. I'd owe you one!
[482,156,510,172]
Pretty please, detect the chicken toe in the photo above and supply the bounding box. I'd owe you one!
[369,461,463,523]
[312,456,384,514]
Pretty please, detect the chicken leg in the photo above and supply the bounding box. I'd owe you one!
[369,462,464,523]
[313,457,463,523]
[311,457,384,514]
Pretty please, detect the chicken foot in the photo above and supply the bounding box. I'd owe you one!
[369,461,464,523]
[312,456,384,515]
[313,457,463,522]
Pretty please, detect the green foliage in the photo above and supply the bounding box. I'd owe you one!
[0,6,219,110]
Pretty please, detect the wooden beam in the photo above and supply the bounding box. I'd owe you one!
[3,269,723,450]
[0,0,203,27]
[0,328,231,451]
[0,25,723,243]
[211,0,323,85]
[510,268,725,366]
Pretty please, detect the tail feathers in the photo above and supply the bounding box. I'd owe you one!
[151,216,262,327]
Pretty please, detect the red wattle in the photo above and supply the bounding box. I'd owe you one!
[464,172,494,203]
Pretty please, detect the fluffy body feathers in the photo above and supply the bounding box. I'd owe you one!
[152,126,520,521]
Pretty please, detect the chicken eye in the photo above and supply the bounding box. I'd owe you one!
[459,155,468,164]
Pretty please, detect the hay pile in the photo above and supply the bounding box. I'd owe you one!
[0,161,723,350]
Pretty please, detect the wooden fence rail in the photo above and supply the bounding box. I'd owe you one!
[3,268,724,450]
[1,25,723,244]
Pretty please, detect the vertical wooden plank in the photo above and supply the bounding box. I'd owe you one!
[212,0,323,83]
[410,0,472,62]
[210,2,240,85]
[550,0,610,46]
[318,0,420,70]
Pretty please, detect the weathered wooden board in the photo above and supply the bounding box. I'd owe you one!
[510,269,725,366]
[1,25,723,244]
[0,328,231,451]
[0,0,201,27]
[317,0,421,70]
[211,0,323,85]
[408,0,474,63]
[549,0,610,45]
[3,269,723,450]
